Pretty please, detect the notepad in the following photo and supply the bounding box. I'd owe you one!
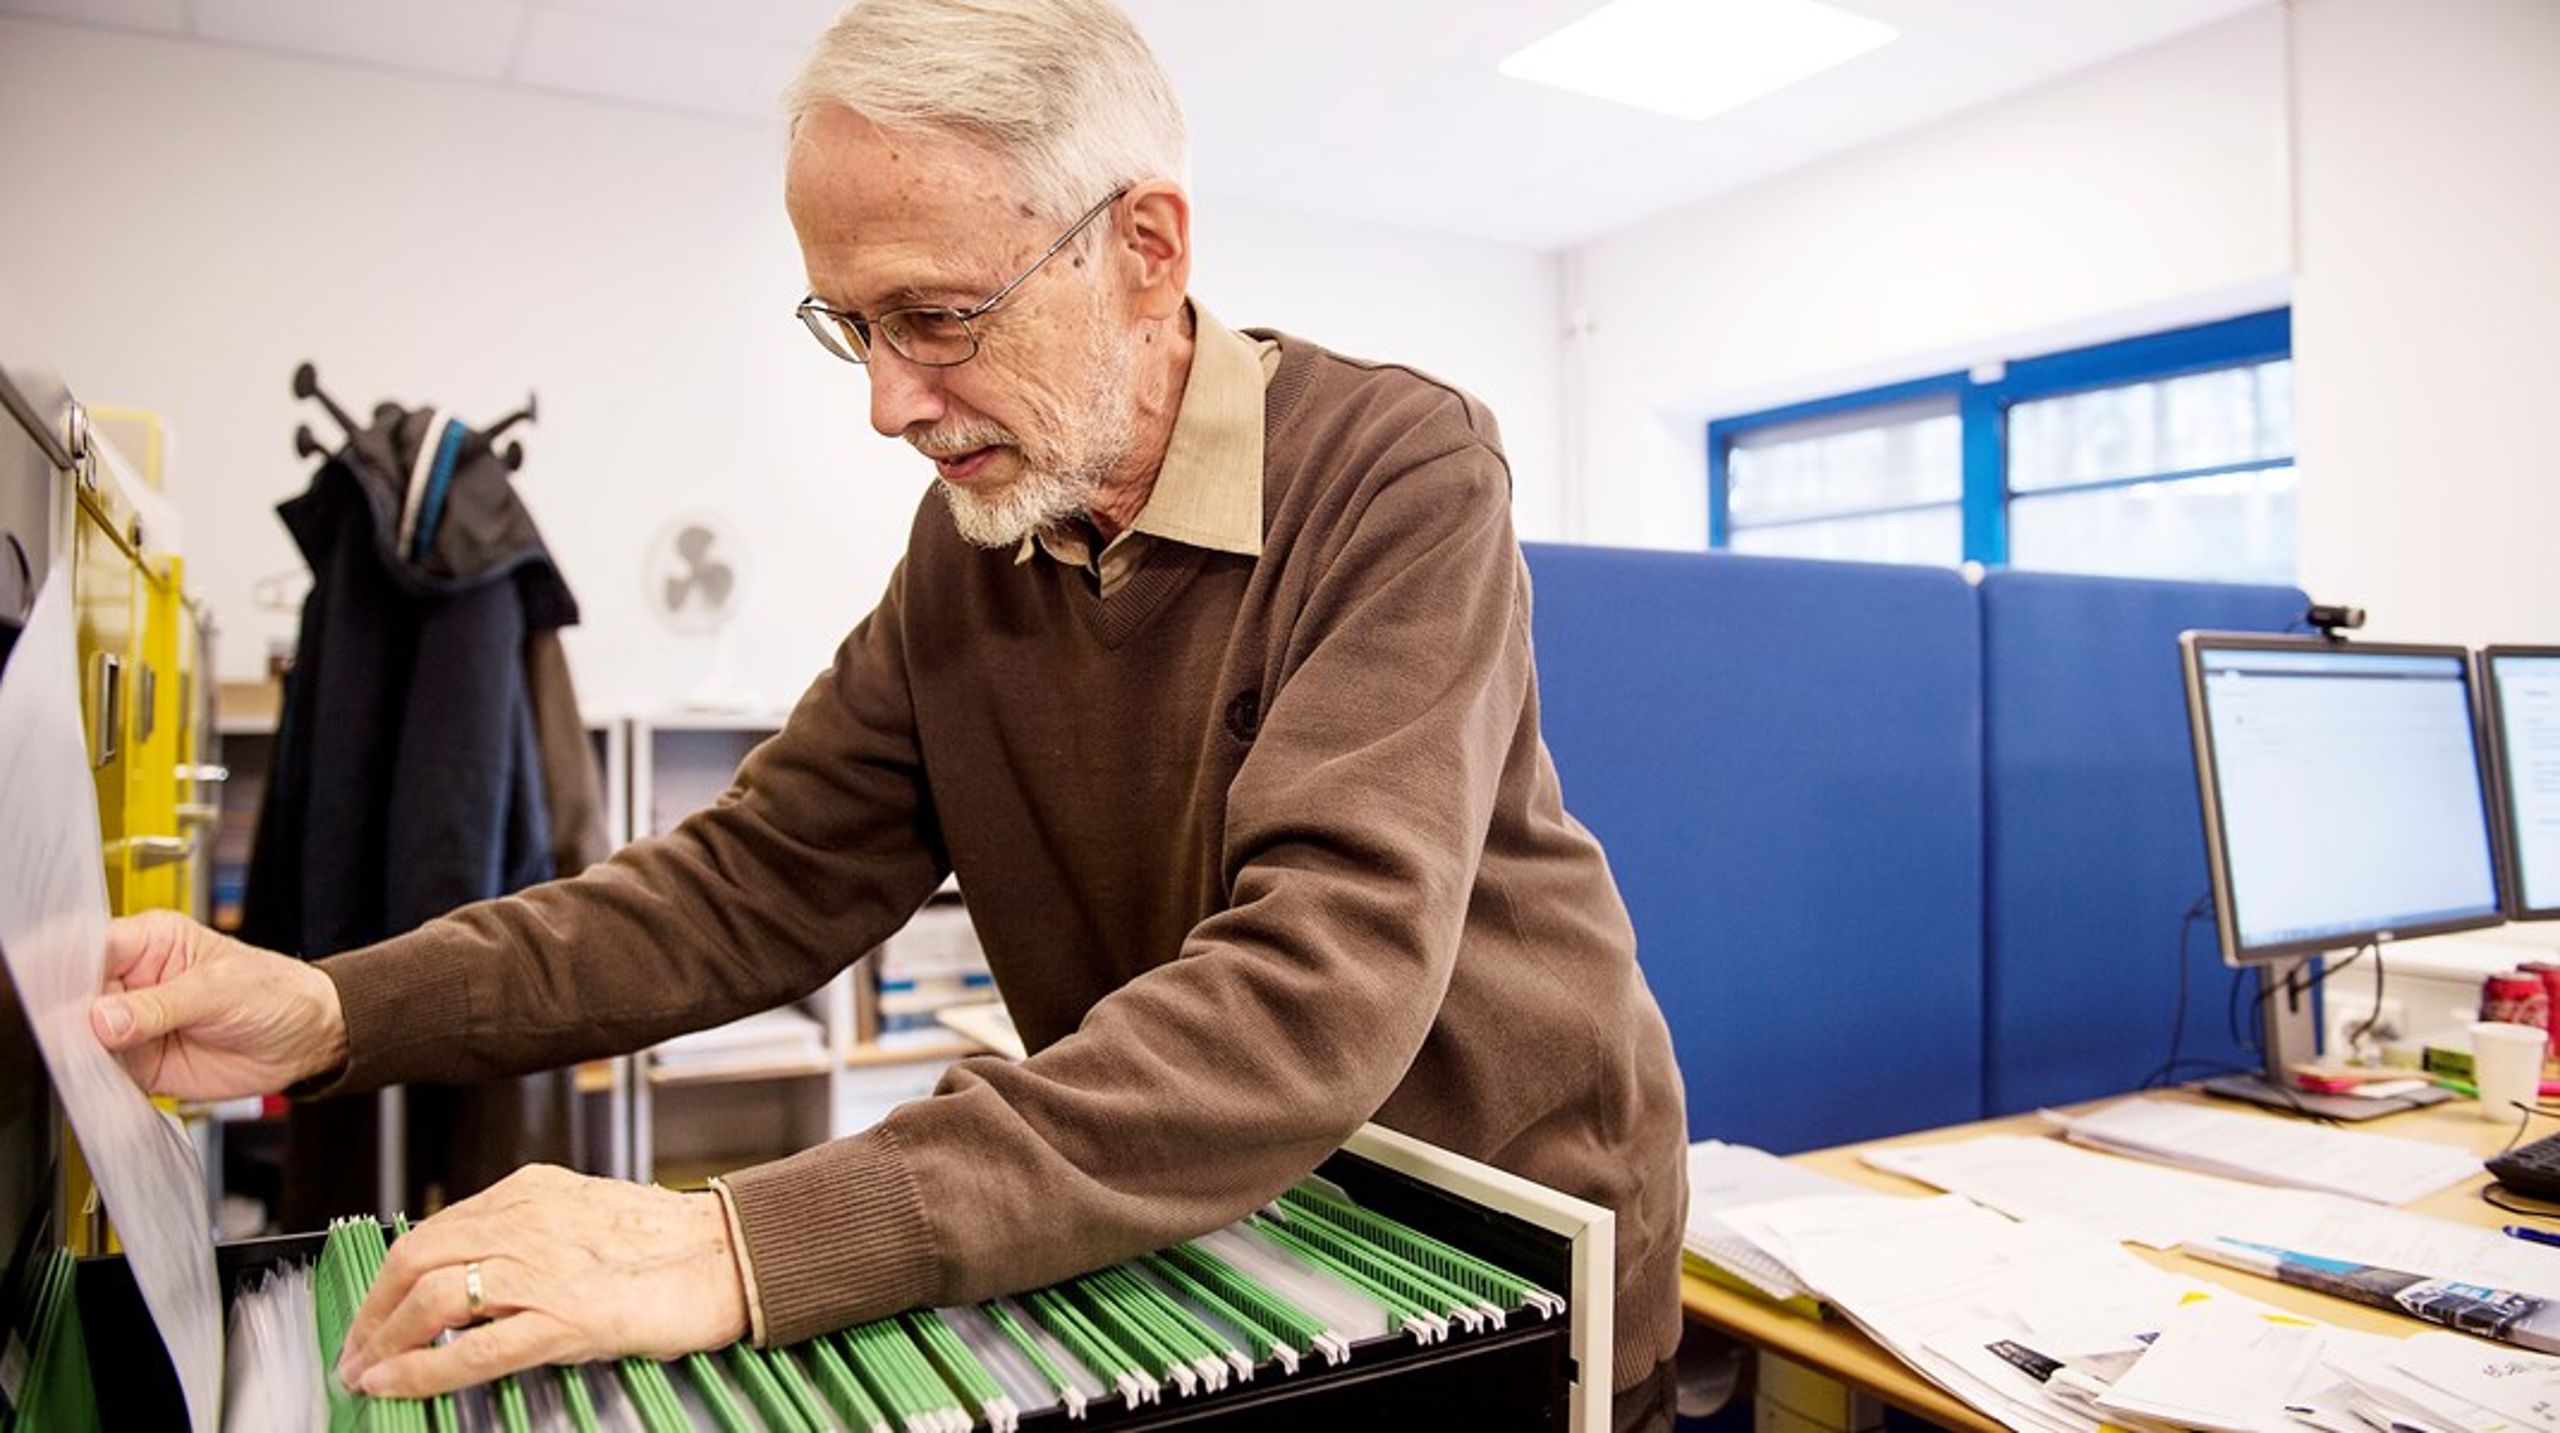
[1684,1140,1890,1304]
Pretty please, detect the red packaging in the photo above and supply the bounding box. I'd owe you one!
[2483,969,2552,1035]
[2522,961,2560,1059]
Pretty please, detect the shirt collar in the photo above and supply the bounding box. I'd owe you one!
[1015,300,1266,568]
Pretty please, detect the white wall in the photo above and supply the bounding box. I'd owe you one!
[2289,0,2560,644]
[1192,201,1563,542]
[0,19,1560,713]
[1565,8,2295,550]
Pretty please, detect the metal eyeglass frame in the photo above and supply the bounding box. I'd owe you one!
[795,186,1132,368]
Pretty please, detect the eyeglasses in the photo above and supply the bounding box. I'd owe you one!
[796,186,1130,368]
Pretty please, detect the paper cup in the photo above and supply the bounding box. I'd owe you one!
[2473,1020,2546,1121]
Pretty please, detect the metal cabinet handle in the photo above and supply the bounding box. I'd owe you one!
[89,652,122,769]
[112,835,196,869]
[176,802,222,828]
[66,401,98,491]
[178,763,231,785]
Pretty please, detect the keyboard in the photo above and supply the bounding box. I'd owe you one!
[2487,1131,2560,1203]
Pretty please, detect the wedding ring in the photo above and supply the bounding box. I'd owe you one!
[463,1261,486,1321]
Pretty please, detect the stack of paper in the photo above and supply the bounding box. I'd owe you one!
[651,1005,827,1074]
[2327,1330,2560,1433]
[2212,1190,2560,1301]
[1722,1193,2273,1433]
[1863,1134,2294,1249]
[2087,1306,2378,1433]
[2048,1311,2560,1433]
[2045,1099,2481,1204]
[1683,1140,1888,1308]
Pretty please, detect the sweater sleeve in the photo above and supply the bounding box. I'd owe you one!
[313,555,948,1093]
[720,423,1531,1344]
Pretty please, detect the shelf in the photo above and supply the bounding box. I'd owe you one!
[647,1053,833,1086]
[846,1035,981,1068]
[635,709,789,732]
[933,1002,1023,1061]
[215,680,280,735]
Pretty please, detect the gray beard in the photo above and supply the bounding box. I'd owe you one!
[938,455,1105,549]
[936,318,1140,550]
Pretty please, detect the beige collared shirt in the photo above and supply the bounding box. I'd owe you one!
[1017,301,1278,596]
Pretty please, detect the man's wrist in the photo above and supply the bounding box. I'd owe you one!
[706,1178,766,1345]
[299,960,352,1087]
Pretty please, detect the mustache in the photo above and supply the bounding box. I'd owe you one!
[908,421,1016,459]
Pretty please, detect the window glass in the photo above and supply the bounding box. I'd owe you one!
[1707,311,2292,583]
[2007,467,2298,583]
[2009,359,2293,492]
[1727,399,1960,525]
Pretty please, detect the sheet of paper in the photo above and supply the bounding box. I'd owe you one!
[1684,1140,1888,1300]
[2093,1300,2326,1432]
[1726,1193,2251,1432]
[0,572,220,1430]
[2322,1331,2518,1433]
[1921,1316,2132,1433]
[2388,1330,2560,1432]
[2210,1190,2560,1302]
[1863,1133,2295,1249]
[2045,1099,2481,1204]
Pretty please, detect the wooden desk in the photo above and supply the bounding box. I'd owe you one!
[1680,1088,2537,1432]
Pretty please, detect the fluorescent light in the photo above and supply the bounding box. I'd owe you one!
[1500,0,1899,123]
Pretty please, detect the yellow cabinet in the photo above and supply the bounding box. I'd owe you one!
[74,410,205,921]
[60,409,205,1255]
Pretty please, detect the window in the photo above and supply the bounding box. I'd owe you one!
[1707,309,2294,582]
[1725,390,1962,564]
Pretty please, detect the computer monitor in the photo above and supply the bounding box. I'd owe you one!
[2483,647,2560,922]
[2180,632,2503,1116]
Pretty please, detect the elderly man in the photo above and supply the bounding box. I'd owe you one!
[93,0,1688,1424]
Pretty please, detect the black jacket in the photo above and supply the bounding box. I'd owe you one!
[247,402,590,1219]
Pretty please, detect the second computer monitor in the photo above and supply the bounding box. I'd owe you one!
[2484,646,2560,921]
[2182,633,2506,965]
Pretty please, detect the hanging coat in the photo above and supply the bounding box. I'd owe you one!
[244,400,591,1219]
[244,407,578,952]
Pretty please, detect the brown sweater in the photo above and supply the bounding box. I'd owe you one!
[318,333,1689,1391]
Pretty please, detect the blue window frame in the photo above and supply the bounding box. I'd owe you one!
[1708,308,2293,580]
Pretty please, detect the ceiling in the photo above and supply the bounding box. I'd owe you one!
[1,0,2272,249]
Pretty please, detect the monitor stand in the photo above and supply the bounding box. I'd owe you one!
[2200,953,2455,1122]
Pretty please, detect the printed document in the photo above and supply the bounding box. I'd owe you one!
[1684,1140,1886,1301]
[2045,1098,2480,1204]
[1863,1132,2291,1249]
[0,572,220,1429]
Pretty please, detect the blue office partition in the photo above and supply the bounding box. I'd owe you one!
[1978,570,2308,1115]
[1524,545,1986,1153]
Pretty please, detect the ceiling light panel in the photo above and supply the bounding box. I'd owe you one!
[1500,0,1898,123]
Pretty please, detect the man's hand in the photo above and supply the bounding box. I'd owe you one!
[90,910,347,1100]
[337,1166,751,1397]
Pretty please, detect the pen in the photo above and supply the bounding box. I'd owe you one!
[2502,1224,2560,1249]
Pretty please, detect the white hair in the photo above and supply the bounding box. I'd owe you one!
[784,0,1191,226]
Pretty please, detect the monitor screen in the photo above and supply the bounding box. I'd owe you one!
[2485,648,2560,919]
[2183,635,2504,962]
